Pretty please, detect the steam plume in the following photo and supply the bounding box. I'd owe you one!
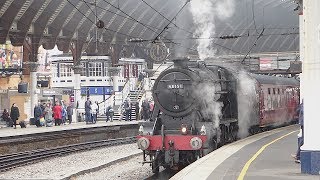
[189,0,235,60]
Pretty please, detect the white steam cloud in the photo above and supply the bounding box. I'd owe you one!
[194,82,223,129]
[190,0,235,60]
[237,71,258,138]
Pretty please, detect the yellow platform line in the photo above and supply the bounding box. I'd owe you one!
[237,130,298,180]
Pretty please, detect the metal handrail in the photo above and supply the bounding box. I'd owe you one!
[97,78,130,115]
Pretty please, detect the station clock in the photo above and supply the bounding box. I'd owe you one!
[149,43,168,63]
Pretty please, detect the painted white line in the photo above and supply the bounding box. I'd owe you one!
[170,125,298,180]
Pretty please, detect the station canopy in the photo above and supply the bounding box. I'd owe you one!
[0,0,300,58]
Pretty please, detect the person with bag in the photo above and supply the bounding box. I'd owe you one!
[44,103,53,127]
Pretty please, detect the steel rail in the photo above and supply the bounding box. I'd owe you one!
[0,136,136,172]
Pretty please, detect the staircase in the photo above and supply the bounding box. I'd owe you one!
[97,88,144,121]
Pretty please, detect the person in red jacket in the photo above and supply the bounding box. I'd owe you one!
[52,101,62,126]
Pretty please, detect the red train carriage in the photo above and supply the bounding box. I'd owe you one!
[252,74,300,127]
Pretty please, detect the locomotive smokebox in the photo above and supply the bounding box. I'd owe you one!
[173,58,189,69]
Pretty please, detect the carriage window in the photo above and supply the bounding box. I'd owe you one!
[268,88,271,94]
[273,88,276,94]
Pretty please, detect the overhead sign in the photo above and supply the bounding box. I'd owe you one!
[81,86,114,95]
[260,58,272,70]
[42,89,56,96]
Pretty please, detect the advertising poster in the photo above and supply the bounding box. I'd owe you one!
[0,41,23,69]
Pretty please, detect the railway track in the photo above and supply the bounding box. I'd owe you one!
[0,136,136,172]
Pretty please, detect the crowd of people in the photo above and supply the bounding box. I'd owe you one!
[1,96,156,128]
[118,98,154,121]
[0,100,73,128]
[33,100,73,127]
[84,97,100,124]
[1,103,20,129]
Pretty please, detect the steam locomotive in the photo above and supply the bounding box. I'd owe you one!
[137,58,299,173]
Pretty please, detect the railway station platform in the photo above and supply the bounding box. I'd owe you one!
[0,120,140,138]
[172,125,319,180]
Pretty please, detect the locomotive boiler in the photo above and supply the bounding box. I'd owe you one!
[137,58,299,173]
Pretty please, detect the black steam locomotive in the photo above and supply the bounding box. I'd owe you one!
[137,58,299,173]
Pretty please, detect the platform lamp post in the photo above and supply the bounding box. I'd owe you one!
[73,65,83,123]
[300,0,320,175]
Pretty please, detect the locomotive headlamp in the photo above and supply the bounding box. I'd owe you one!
[181,125,188,135]
[137,137,150,150]
[190,137,203,150]
[200,125,206,135]
[139,125,144,135]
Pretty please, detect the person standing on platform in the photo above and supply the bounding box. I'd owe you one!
[137,72,144,89]
[44,103,53,127]
[124,99,130,121]
[106,105,110,122]
[109,106,114,122]
[61,101,67,125]
[85,97,92,124]
[1,109,11,127]
[67,103,73,124]
[53,101,62,126]
[135,102,140,120]
[10,103,19,129]
[91,101,98,124]
[292,101,304,163]
[34,102,43,127]
[141,99,150,121]
[106,105,113,122]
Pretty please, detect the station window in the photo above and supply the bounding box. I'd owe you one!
[278,88,280,94]
[80,62,86,76]
[89,62,102,77]
[268,88,271,94]
[96,62,102,76]
[273,88,276,94]
[60,64,73,77]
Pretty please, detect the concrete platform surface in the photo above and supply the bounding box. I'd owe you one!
[0,120,140,138]
[172,125,320,180]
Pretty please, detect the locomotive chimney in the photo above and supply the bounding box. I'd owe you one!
[172,58,189,69]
